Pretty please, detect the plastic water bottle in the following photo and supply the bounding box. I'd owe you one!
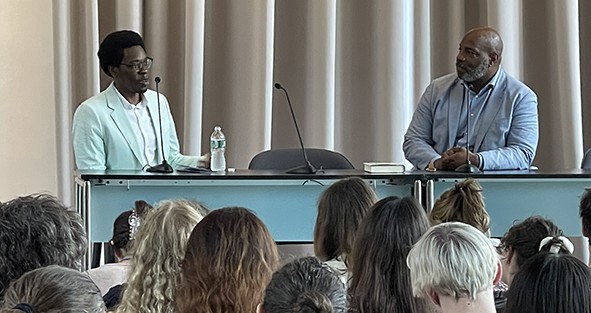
[210,126,226,171]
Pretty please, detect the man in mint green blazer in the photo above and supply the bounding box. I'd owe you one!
[73,30,208,171]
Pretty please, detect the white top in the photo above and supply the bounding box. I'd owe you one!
[86,259,132,295]
[114,88,157,167]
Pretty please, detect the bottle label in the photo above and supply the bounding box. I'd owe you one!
[210,139,226,149]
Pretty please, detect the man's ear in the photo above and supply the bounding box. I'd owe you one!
[493,260,503,285]
[109,65,119,78]
[256,303,265,313]
[506,246,515,264]
[488,52,500,66]
[427,288,441,306]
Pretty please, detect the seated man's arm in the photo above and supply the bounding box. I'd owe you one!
[403,84,443,170]
[478,91,539,170]
[72,104,107,170]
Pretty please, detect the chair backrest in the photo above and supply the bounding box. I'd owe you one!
[248,148,355,170]
[582,149,591,169]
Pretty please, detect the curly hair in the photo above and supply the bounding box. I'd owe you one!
[348,196,430,313]
[116,199,208,313]
[429,178,490,235]
[0,193,86,298]
[97,30,145,77]
[175,207,280,313]
[263,256,347,313]
[1,265,105,313]
[314,177,377,261]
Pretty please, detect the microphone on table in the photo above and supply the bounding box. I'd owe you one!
[455,80,481,173]
[146,76,174,173]
[274,82,317,174]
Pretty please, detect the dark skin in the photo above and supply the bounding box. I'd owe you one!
[433,27,503,170]
[108,45,150,105]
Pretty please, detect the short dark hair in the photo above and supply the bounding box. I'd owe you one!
[97,30,145,77]
[505,252,591,313]
[579,189,591,237]
[0,194,87,298]
[110,200,153,251]
[347,196,430,313]
[500,216,563,268]
[263,256,347,313]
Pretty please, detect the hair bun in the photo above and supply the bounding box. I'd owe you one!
[539,236,574,254]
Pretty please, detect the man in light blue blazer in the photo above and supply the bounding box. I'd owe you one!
[403,27,538,171]
[73,30,208,171]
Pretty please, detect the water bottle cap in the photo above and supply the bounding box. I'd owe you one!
[214,125,221,131]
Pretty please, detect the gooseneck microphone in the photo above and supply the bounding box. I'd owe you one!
[274,82,317,174]
[455,81,481,173]
[146,76,174,173]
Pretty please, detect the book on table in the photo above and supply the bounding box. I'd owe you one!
[363,162,405,173]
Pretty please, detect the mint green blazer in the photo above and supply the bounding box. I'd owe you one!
[72,83,199,170]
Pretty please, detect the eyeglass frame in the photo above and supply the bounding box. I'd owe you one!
[120,57,153,72]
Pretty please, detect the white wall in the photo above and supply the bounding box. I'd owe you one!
[0,1,58,200]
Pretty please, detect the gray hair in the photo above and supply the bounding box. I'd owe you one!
[1,265,106,313]
[406,222,498,300]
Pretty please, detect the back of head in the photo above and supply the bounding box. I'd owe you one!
[430,178,490,235]
[348,196,430,313]
[263,256,347,313]
[314,177,377,261]
[579,189,591,237]
[176,207,280,313]
[500,216,563,267]
[407,222,498,300]
[0,193,86,297]
[505,252,591,313]
[1,265,105,313]
[97,30,145,77]
[110,200,154,256]
[118,199,208,313]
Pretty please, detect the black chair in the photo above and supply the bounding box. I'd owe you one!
[582,149,591,169]
[248,148,355,170]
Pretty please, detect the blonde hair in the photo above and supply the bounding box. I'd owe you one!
[116,199,208,313]
[407,222,499,300]
[175,207,279,313]
[429,178,490,235]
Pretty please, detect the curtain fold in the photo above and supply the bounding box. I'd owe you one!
[56,0,589,190]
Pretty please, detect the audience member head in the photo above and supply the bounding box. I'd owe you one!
[498,216,564,284]
[176,207,280,313]
[430,178,490,235]
[314,177,377,262]
[0,193,86,298]
[260,256,347,313]
[407,222,501,312]
[505,250,591,313]
[348,196,430,313]
[97,30,145,77]
[1,265,106,313]
[579,188,591,238]
[110,200,153,261]
[117,199,208,313]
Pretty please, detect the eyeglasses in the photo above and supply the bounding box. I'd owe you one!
[120,57,153,72]
[496,243,508,255]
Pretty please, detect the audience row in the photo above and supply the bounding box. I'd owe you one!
[1,177,591,313]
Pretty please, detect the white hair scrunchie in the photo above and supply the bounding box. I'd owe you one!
[539,236,575,254]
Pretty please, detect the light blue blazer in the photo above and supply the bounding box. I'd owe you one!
[403,69,539,170]
[72,83,199,170]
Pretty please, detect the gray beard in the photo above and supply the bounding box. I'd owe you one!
[459,60,489,82]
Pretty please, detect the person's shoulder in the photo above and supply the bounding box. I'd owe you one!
[426,72,459,93]
[499,69,536,97]
[75,87,111,113]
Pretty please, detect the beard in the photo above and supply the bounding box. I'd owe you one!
[457,58,489,82]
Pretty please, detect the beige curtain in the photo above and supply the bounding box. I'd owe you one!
[53,0,590,201]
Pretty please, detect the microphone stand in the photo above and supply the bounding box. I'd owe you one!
[455,81,481,173]
[274,83,317,174]
[146,77,174,173]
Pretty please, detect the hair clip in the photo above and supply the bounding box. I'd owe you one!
[127,209,140,241]
[539,236,574,254]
